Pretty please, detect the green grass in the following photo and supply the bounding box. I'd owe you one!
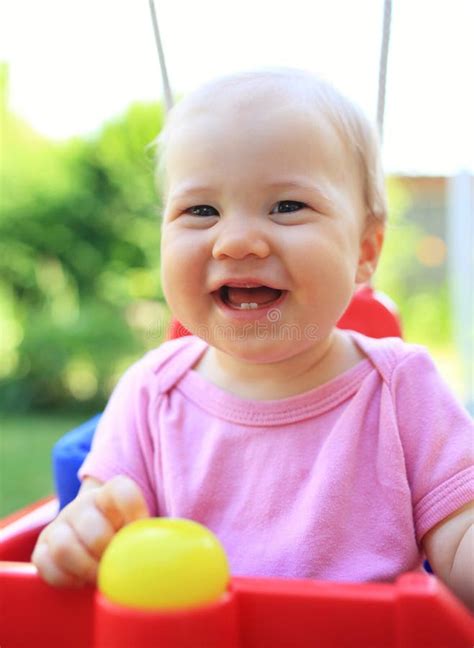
[0,412,88,517]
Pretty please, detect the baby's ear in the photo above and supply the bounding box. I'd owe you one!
[355,219,385,284]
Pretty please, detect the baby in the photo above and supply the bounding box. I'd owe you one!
[33,69,473,609]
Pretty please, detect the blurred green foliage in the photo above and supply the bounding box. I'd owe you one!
[0,62,453,413]
[1,63,170,412]
[376,181,451,347]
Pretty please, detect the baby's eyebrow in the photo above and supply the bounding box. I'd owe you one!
[264,179,335,208]
[168,184,214,202]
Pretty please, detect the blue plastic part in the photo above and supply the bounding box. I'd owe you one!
[52,414,101,510]
[423,559,434,574]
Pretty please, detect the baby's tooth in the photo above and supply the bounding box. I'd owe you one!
[239,303,258,309]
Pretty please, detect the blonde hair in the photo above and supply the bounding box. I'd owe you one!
[155,68,387,222]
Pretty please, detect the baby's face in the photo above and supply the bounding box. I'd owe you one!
[160,93,381,363]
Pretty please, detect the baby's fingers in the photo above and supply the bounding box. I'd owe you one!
[94,475,149,530]
[32,522,97,587]
[67,504,116,560]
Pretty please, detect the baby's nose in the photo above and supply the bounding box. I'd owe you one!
[212,219,271,260]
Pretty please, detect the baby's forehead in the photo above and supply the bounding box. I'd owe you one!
[170,75,327,128]
[158,70,386,222]
[163,87,352,174]
[161,74,356,183]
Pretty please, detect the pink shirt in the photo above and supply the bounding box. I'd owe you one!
[79,332,473,582]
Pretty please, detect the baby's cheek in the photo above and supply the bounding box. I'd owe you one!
[162,227,209,265]
[161,242,208,318]
[161,233,196,281]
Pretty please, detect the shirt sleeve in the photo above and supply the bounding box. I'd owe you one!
[391,347,474,543]
[78,356,159,516]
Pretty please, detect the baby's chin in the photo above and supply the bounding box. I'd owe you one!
[211,336,314,366]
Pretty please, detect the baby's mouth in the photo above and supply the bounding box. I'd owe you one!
[218,285,283,310]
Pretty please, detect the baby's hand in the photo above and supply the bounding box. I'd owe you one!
[32,475,149,588]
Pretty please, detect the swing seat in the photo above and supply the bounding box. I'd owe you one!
[1,565,472,648]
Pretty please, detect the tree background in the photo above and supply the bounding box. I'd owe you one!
[1,63,169,413]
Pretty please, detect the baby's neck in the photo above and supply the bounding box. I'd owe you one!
[192,330,366,400]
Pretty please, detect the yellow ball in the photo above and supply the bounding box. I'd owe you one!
[98,518,230,610]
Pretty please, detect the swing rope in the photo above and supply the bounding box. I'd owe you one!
[377,0,392,142]
[149,0,392,139]
[148,0,174,113]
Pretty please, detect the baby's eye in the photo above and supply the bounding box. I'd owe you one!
[185,205,219,217]
[271,200,306,213]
